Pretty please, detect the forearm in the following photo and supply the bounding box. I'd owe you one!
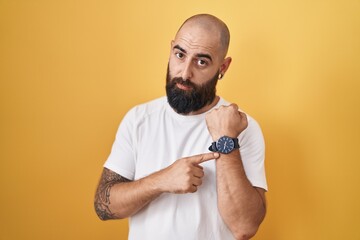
[216,151,266,239]
[95,153,219,220]
[94,168,163,220]
[109,176,163,219]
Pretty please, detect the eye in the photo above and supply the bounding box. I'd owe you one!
[175,52,184,59]
[197,59,208,67]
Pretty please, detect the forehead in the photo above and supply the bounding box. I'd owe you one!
[173,25,222,58]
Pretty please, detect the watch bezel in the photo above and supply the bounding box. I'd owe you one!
[216,136,235,154]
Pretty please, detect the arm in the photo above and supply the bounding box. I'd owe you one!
[206,104,266,240]
[216,151,266,240]
[94,153,219,220]
[94,167,161,220]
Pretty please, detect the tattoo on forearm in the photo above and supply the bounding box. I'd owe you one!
[94,168,131,220]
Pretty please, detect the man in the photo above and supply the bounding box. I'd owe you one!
[94,14,267,240]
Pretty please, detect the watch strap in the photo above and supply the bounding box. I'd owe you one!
[208,141,218,152]
[233,137,240,148]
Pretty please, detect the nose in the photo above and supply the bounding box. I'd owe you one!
[181,60,193,81]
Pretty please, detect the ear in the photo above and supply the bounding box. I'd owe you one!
[219,57,232,76]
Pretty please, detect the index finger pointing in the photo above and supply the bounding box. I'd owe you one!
[190,152,220,165]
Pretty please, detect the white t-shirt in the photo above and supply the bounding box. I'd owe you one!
[104,96,267,240]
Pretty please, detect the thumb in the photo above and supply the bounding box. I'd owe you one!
[190,152,220,165]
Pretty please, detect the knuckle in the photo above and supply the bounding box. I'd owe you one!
[185,166,192,174]
[197,155,204,162]
[182,156,189,162]
[184,175,192,183]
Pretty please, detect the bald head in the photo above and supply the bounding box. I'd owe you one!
[176,14,230,58]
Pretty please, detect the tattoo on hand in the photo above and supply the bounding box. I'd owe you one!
[94,168,131,220]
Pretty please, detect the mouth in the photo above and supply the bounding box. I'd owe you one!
[176,83,193,91]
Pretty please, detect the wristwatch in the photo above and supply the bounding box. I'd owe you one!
[208,136,240,154]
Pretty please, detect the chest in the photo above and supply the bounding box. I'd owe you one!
[133,116,214,180]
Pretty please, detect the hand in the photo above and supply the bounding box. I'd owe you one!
[156,153,220,194]
[205,103,248,141]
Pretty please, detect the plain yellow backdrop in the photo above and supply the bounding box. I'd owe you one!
[1,0,359,239]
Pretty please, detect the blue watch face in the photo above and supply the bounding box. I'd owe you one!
[216,136,235,154]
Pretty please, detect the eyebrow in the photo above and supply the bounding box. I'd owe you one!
[173,44,213,62]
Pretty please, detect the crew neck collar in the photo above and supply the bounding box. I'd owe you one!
[165,97,225,122]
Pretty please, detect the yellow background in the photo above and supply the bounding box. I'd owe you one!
[1,0,359,239]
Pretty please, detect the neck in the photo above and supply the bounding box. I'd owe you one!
[185,95,220,116]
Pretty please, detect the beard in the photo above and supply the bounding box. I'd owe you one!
[165,65,219,114]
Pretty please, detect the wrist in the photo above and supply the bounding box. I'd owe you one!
[211,132,238,141]
[146,171,168,194]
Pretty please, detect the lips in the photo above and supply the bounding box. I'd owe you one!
[176,83,193,91]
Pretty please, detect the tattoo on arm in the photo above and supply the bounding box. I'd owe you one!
[94,168,131,220]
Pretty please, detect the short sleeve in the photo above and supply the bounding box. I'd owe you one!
[104,108,137,180]
[239,116,268,191]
